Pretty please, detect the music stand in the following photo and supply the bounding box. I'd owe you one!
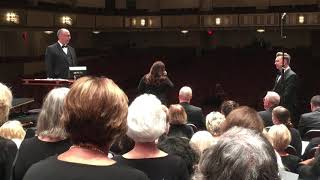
[69,66,87,80]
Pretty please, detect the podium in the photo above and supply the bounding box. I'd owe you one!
[22,79,74,107]
[22,79,74,87]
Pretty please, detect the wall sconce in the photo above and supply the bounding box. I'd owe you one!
[131,18,137,26]
[6,12,19,24]
[44,31,54,34]
[149,19,153,26]
[61,16,72,25]
[298,15,305,24]
[181,30,189,34]
[215,17,221,25]
[140,18,146,26]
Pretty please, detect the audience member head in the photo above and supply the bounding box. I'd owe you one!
[0,120,25,143]
[146,61,167,85]
[189,131,215,157]
[263,91,280,110]
[275,52,291,70]
[268,124,291,152]
[221,106,264,133]
[168,104,187,125]
[206,112,225,136]
[0,83,12,125]
[158,136,197,175]
[36,87,69,139]
[194,127,279,180]
[310,95,320,112]
[220,100,239,116]
[179,86,192,103]
[127,94,167,143]
[62,76,128,150]
[272,106,293,128]
[57,28,71,45]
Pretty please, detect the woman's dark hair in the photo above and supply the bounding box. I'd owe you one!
[145,61,167,85]
[158,136,197,175]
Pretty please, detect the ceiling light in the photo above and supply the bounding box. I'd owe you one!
[181,30,189,34]
[44,31,54,34]
[92,31,101,34]
[6,12,19,24]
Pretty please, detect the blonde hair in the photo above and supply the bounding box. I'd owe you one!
[189,131,215,156]
[0,83,12,125]
[168,104,187,125]
[268,124,291,152]
[0,120,26,140]
[206,112,225,136]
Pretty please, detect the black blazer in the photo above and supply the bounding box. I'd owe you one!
[258,109,273,127]
[45,42,77,79]
[180,102,205,130]
[273,68,298,121]
[298,109,320,136]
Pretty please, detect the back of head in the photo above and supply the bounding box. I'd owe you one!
[127,94,167,142]
[206,112,225,136]
[311,95,320,110]
[272,106,293,128]
[146,61,166,85]
[62,76,128,149]
[0,83,12,125]
[194,127,279,180]
[179,86,192,102]
[168,104,187,125]
[37,87,69,138]
[189,131,215,157]
[221,106,264,133]
[268,124,291,152]
[264,91,280,109]
[0,120,25,140]
[220,100,239,116]
[158,136,197,174]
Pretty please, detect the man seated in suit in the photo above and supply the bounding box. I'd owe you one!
[179,86,205,130]
[298,95,320,136]
[45,28,77,79]
[258,91,280,127]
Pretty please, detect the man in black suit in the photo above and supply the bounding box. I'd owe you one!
[273,52,298,126]
[298,95,320,136]
[178,86,205,130]
[258,91,280,127]
[45,28,77,79]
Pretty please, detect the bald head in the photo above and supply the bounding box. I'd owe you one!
[179,86,192,103]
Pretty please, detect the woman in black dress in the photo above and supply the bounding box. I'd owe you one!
[138,61,173,105]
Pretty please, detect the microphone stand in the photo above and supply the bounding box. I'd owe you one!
[280,12,287,103]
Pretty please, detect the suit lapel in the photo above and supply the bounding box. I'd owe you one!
[55,43,68,58]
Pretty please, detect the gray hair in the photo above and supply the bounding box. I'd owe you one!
[265,91,280,107]
[36,87,69,138]
[0,83,12,125]
[179,86,192,101]
[193,127,280,180]
[276,52,291,65]
[57,28,69,37]
[127,94,167,142]
[311,95,320,107]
